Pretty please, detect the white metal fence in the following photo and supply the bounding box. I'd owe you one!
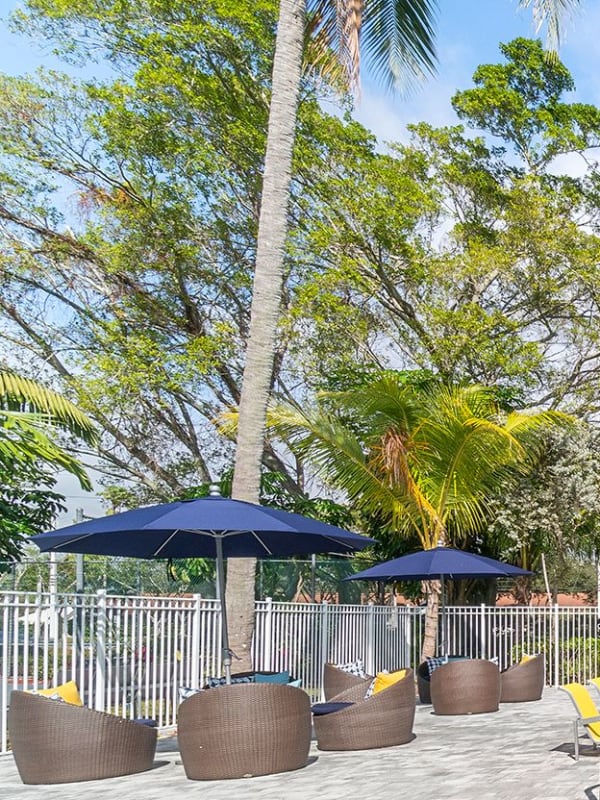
[1,590,599,753]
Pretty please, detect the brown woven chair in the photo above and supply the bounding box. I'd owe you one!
[323,663,373,701]
[8,691,158,785]
[417,661,432,704]
[500,654,545,702]
[178,683,311,780]
[313,668,416,751]
[430,659,500,715]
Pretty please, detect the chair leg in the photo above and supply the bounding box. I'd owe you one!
[573,719,579,761]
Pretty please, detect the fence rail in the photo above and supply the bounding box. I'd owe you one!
[1,590,599,753]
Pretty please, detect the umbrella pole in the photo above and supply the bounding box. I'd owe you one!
[215,535,232,684]
[440,575,446,657]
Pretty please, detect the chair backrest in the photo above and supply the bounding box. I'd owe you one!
[589,676,600,696]
[561,683,600,743]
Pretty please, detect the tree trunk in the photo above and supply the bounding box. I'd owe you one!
[226,0,305,672]
[420,579,441,661]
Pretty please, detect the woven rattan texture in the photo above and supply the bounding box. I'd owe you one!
[8,691,157,784]
[430,659,500,715]
[500,654,545,702]
[314,668,416,751]
[322,664,373,701]
[177,683,311,780]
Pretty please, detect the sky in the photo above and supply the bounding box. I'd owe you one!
[0,0,597,525]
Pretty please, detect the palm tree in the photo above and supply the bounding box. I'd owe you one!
[228,0,581,670]
[0,368,97,489]
[268,377,571,657]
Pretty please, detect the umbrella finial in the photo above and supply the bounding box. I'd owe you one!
[208,483,221,497]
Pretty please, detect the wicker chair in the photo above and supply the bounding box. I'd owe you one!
[430,659,500,715]
[313,668,416,751]
[500,654,545,702]
[178,683,311,780]
[417,661,432,704]
[8,691,158,785]
[417,655,465,704]
[322,663,373,701]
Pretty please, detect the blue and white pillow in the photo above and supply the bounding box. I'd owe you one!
[178,686,202,703]
[425,656,448,677]
[335,659,366,678]
[206,674,255,688]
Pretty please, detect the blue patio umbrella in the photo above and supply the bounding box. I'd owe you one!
[32,487,375,681]
[344,546,531,655]
[343,546,531,582]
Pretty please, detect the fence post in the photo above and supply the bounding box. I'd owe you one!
[366,603,375,675]
[480,604,487,660]
[191,594,201,690]
[553,603,560,687]
[264,597,273,669]
[95,589,107,711]
[319,601,329,696]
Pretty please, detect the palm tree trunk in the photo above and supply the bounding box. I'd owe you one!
[226,0,306,672]
[420,579,441,660]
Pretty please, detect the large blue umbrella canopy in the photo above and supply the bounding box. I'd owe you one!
[344,546,531,582]
[32,491,375,680]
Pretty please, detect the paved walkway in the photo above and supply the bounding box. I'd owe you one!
[1,688,599,800]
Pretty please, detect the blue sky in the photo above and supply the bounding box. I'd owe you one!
[0,0,596,523]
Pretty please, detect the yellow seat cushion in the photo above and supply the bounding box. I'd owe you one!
[519,653,535,664]
[373,669,408,694]
[34,680,83,706]
[563,683,600,741]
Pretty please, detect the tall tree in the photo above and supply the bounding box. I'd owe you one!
[229,0,581,668]
[268,375,571,656]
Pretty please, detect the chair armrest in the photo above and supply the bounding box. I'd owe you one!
[580,715,600,724]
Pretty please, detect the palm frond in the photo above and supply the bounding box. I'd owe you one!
[268,379,573,553]
[361,0,438,92]
[0,369,97,445]
[306,0,437,93]
[519,0,581,51]
[0,411,93,490]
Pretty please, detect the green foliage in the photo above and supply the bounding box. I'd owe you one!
[0,461,66,562]
[269,374,571,550]
[523,637,600,684]
[489,423,600,587]
[0,369,96,491]
[453,38,600,172]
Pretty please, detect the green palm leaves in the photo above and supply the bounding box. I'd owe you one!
[269,378,571,549]
[0,369,97,489]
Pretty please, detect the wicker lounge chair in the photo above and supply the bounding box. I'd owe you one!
[500,654,545,702]
[178,683,311,779]
[417,661,432,704]
[322,663,373,700]
[560,682,600,760]
[8,691,158,784]
[417,655,465,704]
[430,659,500,715]
[313,668,416,751]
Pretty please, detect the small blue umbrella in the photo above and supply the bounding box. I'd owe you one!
[32,488,375,681]
[344,547,531,656]
[344,546,531,582]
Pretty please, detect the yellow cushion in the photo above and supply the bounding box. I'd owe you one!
[373,669,408,694]
[35,680,83,706]
[519,653,535,664]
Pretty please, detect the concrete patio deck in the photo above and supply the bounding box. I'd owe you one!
[1,688,599,800]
